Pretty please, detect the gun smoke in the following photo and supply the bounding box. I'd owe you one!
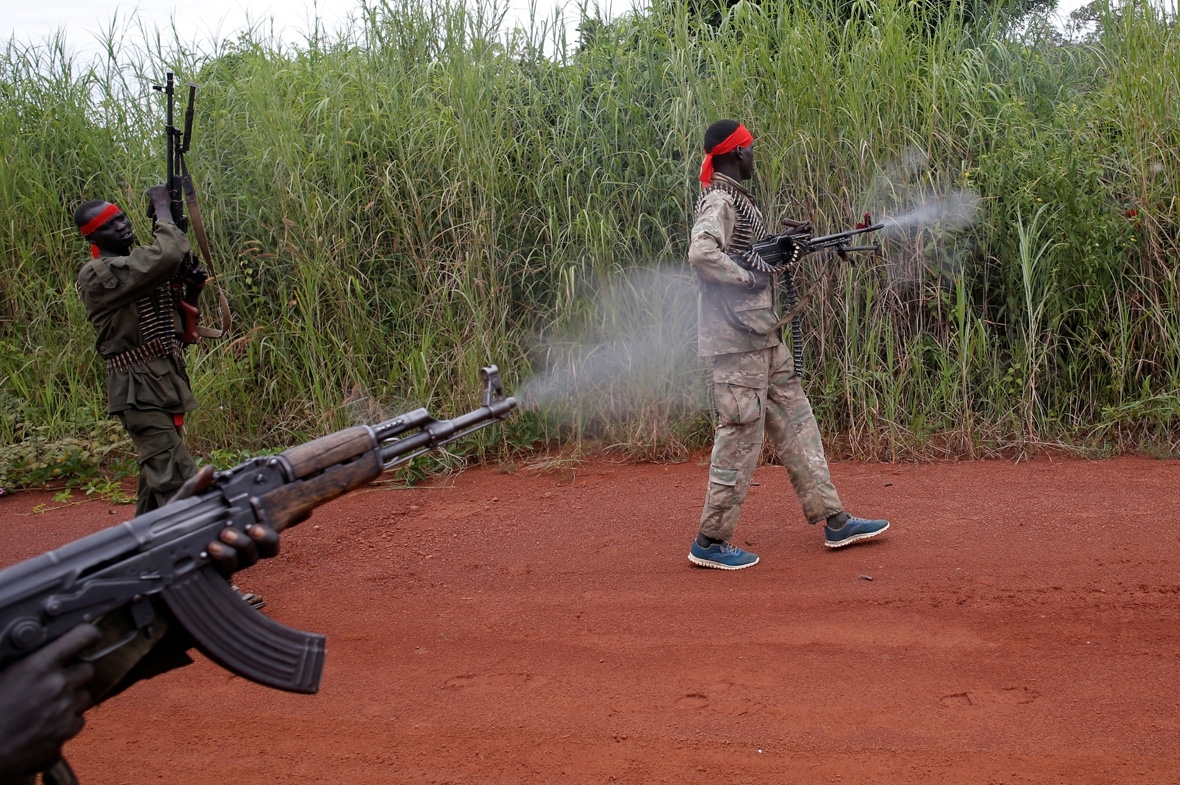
[518,266,707,456]
[864,148,981,278]
[879,189,980,238]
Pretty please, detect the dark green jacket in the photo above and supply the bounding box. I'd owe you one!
[76,221,199,415]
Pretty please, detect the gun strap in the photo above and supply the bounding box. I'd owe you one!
[181,163,231,338]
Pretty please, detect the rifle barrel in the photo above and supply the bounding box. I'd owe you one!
[809,222,884,245]
[181,84,196,154]
[164,73,174,190]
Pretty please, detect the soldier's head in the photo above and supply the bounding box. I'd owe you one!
[75,200,134,257]
[700,119,754,184]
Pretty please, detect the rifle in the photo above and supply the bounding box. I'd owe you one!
[730,215,884,378]
[152,72,230,343]
[0,366,516,697]
[738,214,884,274]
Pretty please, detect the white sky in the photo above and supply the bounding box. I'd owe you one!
[4,0,597,59]
[6,0,1094,60]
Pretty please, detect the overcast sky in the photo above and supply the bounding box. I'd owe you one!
[5,0,1095,62]
[4,0,594,59]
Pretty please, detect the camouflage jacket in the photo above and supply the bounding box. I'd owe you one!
[687,174,781,357]
[77,221,199,415]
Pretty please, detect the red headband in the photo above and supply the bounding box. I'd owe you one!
[79,203,122,235]
[79,203,123,258]
[699,124,754,185]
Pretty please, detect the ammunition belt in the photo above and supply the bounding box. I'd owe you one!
[136,287,176,346]
[697,180,766,254]
[104,336,179,373]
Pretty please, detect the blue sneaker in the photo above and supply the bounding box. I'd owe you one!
[688,540,760,570]
[824,516,889,549]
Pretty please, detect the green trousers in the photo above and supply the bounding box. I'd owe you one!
[116,408,197,516]
[699,342,844,542]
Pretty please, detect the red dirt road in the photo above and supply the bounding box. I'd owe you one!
[2,455,1179,784]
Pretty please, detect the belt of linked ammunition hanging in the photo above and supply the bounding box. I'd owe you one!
[104,336,179,373]
[781,271,806,379]
[103,285,181,373]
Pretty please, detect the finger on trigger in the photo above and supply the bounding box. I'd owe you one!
[71,688,92,712]
[223,528,260,567]
[219,527,243,545]
[41,624,102,667]
[62,662,95,691]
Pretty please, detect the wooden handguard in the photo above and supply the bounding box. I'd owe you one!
[259,453,383,531]
[281,426,378,479]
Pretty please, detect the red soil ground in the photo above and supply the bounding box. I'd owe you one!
[2,455,1179,784]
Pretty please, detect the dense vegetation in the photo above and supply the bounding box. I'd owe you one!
[1,0,1176,490]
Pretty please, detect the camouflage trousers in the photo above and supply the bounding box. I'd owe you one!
[698,343,843,542]
[116,408,198,516]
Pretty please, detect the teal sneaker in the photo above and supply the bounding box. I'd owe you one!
[824,516,889,549]
[688,540,760,570]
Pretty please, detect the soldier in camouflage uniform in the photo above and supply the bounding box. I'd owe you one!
[687,120,889,570]
[74,185,200,516]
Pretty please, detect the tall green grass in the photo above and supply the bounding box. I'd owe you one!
[1,0,1177,487]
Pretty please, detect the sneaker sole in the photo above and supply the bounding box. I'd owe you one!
[687,553,760,570]
[824,521,890,549]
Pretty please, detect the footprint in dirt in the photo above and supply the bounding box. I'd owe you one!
[940,691,974,708]
[996,686,1039,704]
[677,692,710,709]
[443,673,542,692]
[940,687,1039,708]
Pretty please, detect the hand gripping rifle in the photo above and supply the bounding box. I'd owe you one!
[0,366,516,697]
[731,214,884,377]
[152,72,231,344]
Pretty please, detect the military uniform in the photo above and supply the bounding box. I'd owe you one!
[77,221,198,515]
[690,173,843,543]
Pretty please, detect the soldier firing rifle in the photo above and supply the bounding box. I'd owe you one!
[685,119,890,571]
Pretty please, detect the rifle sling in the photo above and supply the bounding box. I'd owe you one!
[180,162,231,338]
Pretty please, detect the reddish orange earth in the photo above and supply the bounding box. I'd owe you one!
[2,455,1179,784]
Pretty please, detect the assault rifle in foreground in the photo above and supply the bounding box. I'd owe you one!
[730,215,884,378]
[152,71,230,343]
[0,366,517,697]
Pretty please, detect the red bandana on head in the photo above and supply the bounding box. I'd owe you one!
[79,203,123,258]
[699,124,754,185]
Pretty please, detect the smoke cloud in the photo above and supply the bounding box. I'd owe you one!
[864,148,981,279]
[880,189,981,238]
[518,265,708,457]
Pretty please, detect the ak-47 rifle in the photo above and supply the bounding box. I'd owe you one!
[152,72,231,344]
[730,214,884,377]
[0,366,516,698]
